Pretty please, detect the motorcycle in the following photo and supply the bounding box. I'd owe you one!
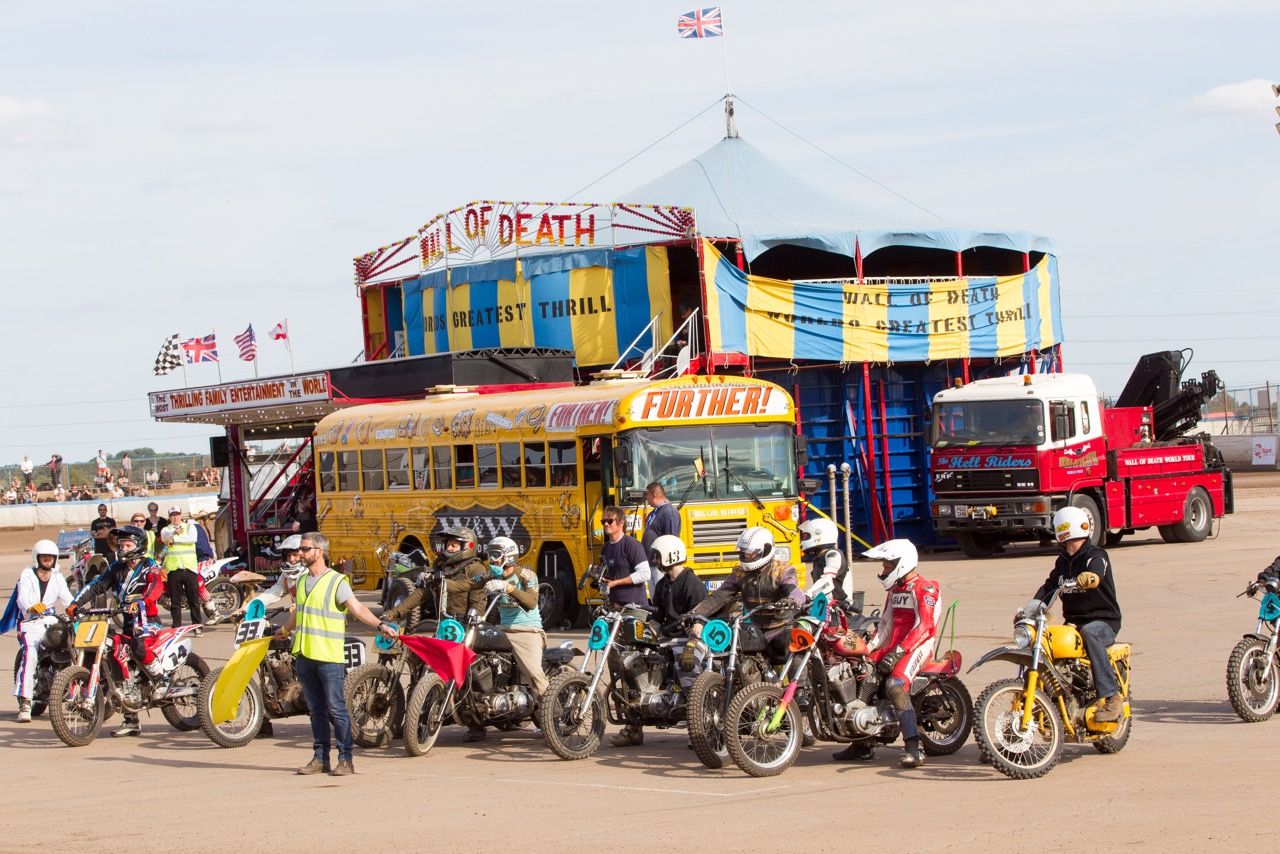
[11,614,79,718]
[1226,575,1280,722]
[971,572,1132,779]
[195,605,366,748]
[401,594,578,757]
[722,593,972,777]
[47,607,209,746]
[375,544,431,617]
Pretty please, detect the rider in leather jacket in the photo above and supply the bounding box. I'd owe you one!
[381,527,488,626]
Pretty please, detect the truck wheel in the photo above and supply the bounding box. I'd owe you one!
[1171,487,1212,543]
[1070,494,1104,548]
[1158,525,1181,543]
[956,533,998,558]
[1104,531,1125,547]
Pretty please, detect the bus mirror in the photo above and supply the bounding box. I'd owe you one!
[794,434,809,467]
[614,444,632,482]
[801,478,820,496]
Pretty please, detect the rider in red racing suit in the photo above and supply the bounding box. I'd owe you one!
[834,538,938,768]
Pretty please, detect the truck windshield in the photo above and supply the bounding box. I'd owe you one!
[622,424,797,500]
[932,400,1045,448]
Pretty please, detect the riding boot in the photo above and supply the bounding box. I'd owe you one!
[833,741,875,761]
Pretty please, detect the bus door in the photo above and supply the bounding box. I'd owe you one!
[581,436,613,554]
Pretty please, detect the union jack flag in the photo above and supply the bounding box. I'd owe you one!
[677,7,723,38]
[234,324,257,362]
[182,333,219,363]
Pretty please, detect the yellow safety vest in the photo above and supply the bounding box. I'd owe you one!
[162,523,198,572]
[292,569,347,663]
[143,529,157,560]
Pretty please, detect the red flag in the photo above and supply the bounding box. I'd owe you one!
[397,634,475,688]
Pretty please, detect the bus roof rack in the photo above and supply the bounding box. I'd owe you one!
[425,384,478,395]
[588,369,648,383]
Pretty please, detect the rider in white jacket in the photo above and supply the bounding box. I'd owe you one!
[13,540,73,722]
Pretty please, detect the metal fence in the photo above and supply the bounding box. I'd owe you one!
[1200,382,1280,436]
[0,454,213,492]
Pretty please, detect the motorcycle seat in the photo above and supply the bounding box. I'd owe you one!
[542,646,575,666]
[1106,643,1131,661]
[919,650,962,677]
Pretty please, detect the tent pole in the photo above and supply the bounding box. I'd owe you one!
[694,237,715,377]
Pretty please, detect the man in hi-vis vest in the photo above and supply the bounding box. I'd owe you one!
[276,532,383,777]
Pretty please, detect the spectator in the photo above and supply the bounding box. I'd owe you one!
[90,504,116,556]
[46,453,63,488]
[3,486,15,504]
[161,507,202,629]
[52,484,66,503]
[145,469,159,489]
[159,467,171,487]
[121,453,132,482]
[20,454,33,488]
[143,501,168,537]
[96,449,108,480]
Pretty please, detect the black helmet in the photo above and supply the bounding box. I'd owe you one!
[111,525,147,561]
[435,526,477,569]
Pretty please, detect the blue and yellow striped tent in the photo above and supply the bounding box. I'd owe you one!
[702,240,1061,362]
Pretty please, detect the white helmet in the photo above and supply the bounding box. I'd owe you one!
[649,534,687,572]
[32,539,58,564]
[798,518,838,556]
[484,536,520,566]
[863,539,919,590]
[1052,506,1091,544]
[736,526,775,573]
[277,534,306,580]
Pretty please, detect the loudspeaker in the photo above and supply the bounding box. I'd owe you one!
[210,436,230,468]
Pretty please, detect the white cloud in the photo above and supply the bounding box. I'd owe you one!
[0,96,52,145]
[1185,78,1277,117]
[166,110,256,134]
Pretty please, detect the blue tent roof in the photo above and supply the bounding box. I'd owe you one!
[621,136,1056,262]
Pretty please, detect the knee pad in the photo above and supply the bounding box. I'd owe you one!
[886,679,910,712]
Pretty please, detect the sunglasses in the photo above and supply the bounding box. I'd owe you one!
[602,518,621,527]
[298,546,317,553]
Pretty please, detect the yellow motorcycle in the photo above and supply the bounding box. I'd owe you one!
[971,572,1132,779]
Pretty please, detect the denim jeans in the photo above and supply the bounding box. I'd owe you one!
[1078,620,1120,699]
[295,655,353,763]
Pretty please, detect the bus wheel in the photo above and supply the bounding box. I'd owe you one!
[538,581,562,630]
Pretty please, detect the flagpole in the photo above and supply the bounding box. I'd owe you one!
[286,320,295,375]
[213,328,223,383]
[719,9,732,99]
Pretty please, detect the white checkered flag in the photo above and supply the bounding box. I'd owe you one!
[153,333,182,376]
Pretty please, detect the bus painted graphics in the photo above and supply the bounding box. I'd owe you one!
[313,375,806,627]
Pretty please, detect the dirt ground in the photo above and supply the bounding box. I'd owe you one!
[3,474,1279,853]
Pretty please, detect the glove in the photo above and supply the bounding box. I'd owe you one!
[1076,571,1100,590]
[484,579,509,596]
[29,602,46,615]
[272,628,289,641]
[1248,581,1261,597]
[877,646,905,675]
[1021,599,1043,620]
[679,638,706,672]
[65,603,78,618]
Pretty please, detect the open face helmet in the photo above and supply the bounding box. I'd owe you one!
[32,539,58,566]
[649,534,687,573]
[1052,506,1091,544]
[862,539,919,590]
[485,536,519,569]
[798,517,839,560]
[736,526,775,573]
[278,534,306,581]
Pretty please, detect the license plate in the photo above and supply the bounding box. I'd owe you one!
[73,618,110,649]
[235,618,269,646]
[706,577,727,591]
[969,508,989,519]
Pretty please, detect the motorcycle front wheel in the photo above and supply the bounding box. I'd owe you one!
[724,681,801,778]
[197,666,265,748]
[404,673,449,757]
[537,670,605,760]
[915,678,974,756]
[344,663,404,748]
[687,670,730,769]
[1227,637,1280,722]
[49,665,105,747]
[974,677,1064,779]
[205,579,242,617]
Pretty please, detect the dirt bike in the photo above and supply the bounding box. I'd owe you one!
[375,544,430,616]
[1226,576,1280,722]
[11,614,79,718]
[402,594,578,757]
[195,604,366,748]
[722,593,971,777]
[971,572,1132,779]
[48,607,209,746]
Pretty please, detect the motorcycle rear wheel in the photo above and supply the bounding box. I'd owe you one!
[205,579,242,617]
[1093,702,1133,754]
[915,678,974,756]
[974,677,1063,779]
[161,652,211,731]
[1226,637,1280,722]
[687,670,730,769]
[49,665,105,747]
[538,670,605,760]
[724,681,801,778]
[404,673,449,757]
[345,663,404,748]
[197,666,265,748]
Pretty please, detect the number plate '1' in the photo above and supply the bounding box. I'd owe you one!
[73,619,109,648]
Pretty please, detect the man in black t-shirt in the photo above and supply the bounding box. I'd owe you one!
[599,506,650,608]
[90,504,116,556]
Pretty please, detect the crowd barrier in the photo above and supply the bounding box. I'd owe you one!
[0,493,220,531]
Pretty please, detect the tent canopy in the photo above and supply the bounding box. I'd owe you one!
[621,136,1056,263]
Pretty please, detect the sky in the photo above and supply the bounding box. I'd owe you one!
[2,0,1277,465]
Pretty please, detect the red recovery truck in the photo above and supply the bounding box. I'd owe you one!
[929,351,1234,557]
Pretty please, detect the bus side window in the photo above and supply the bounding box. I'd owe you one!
[477,444,498,488]
[361,450,385,491]
[319,452,335,493]
[411,447,430,490]
[432,446,453,490]
[337,451,358,492]
[524,442,547,488]
[386,448,410,490]
[549,441,577,486]
[501,442,521,488]
[456,445,476,488]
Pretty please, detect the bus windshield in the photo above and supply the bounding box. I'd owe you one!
[932,399,1045,448]
[623,424,796,500]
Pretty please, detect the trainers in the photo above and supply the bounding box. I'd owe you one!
[900,741,925,768]
[833,742,875,762]
[610,726,644,747]
[1094,696,1124,723]
[193,627,204,638]
[462,727,487,743]
[16,700,32,723]
[296,758,331,775]
[112,720,142,738]
[330,759,355,776]
[203,611,220,627]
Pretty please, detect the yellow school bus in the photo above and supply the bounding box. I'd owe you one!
[312,373,806,625]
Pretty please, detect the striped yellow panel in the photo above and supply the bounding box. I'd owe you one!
[646,246,673,343]
[746,270,794,359]
[702,240,725,352]
[994,270,1026,357]
[928,277,970,361]
[1036,258,1055,348]
[843,281,889,363]
[497,276,534,348]
[569,266,618,366]
[447,281,472,353]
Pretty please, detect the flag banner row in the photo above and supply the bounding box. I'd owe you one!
[152,321,290,376]
[701,240,1062,362]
